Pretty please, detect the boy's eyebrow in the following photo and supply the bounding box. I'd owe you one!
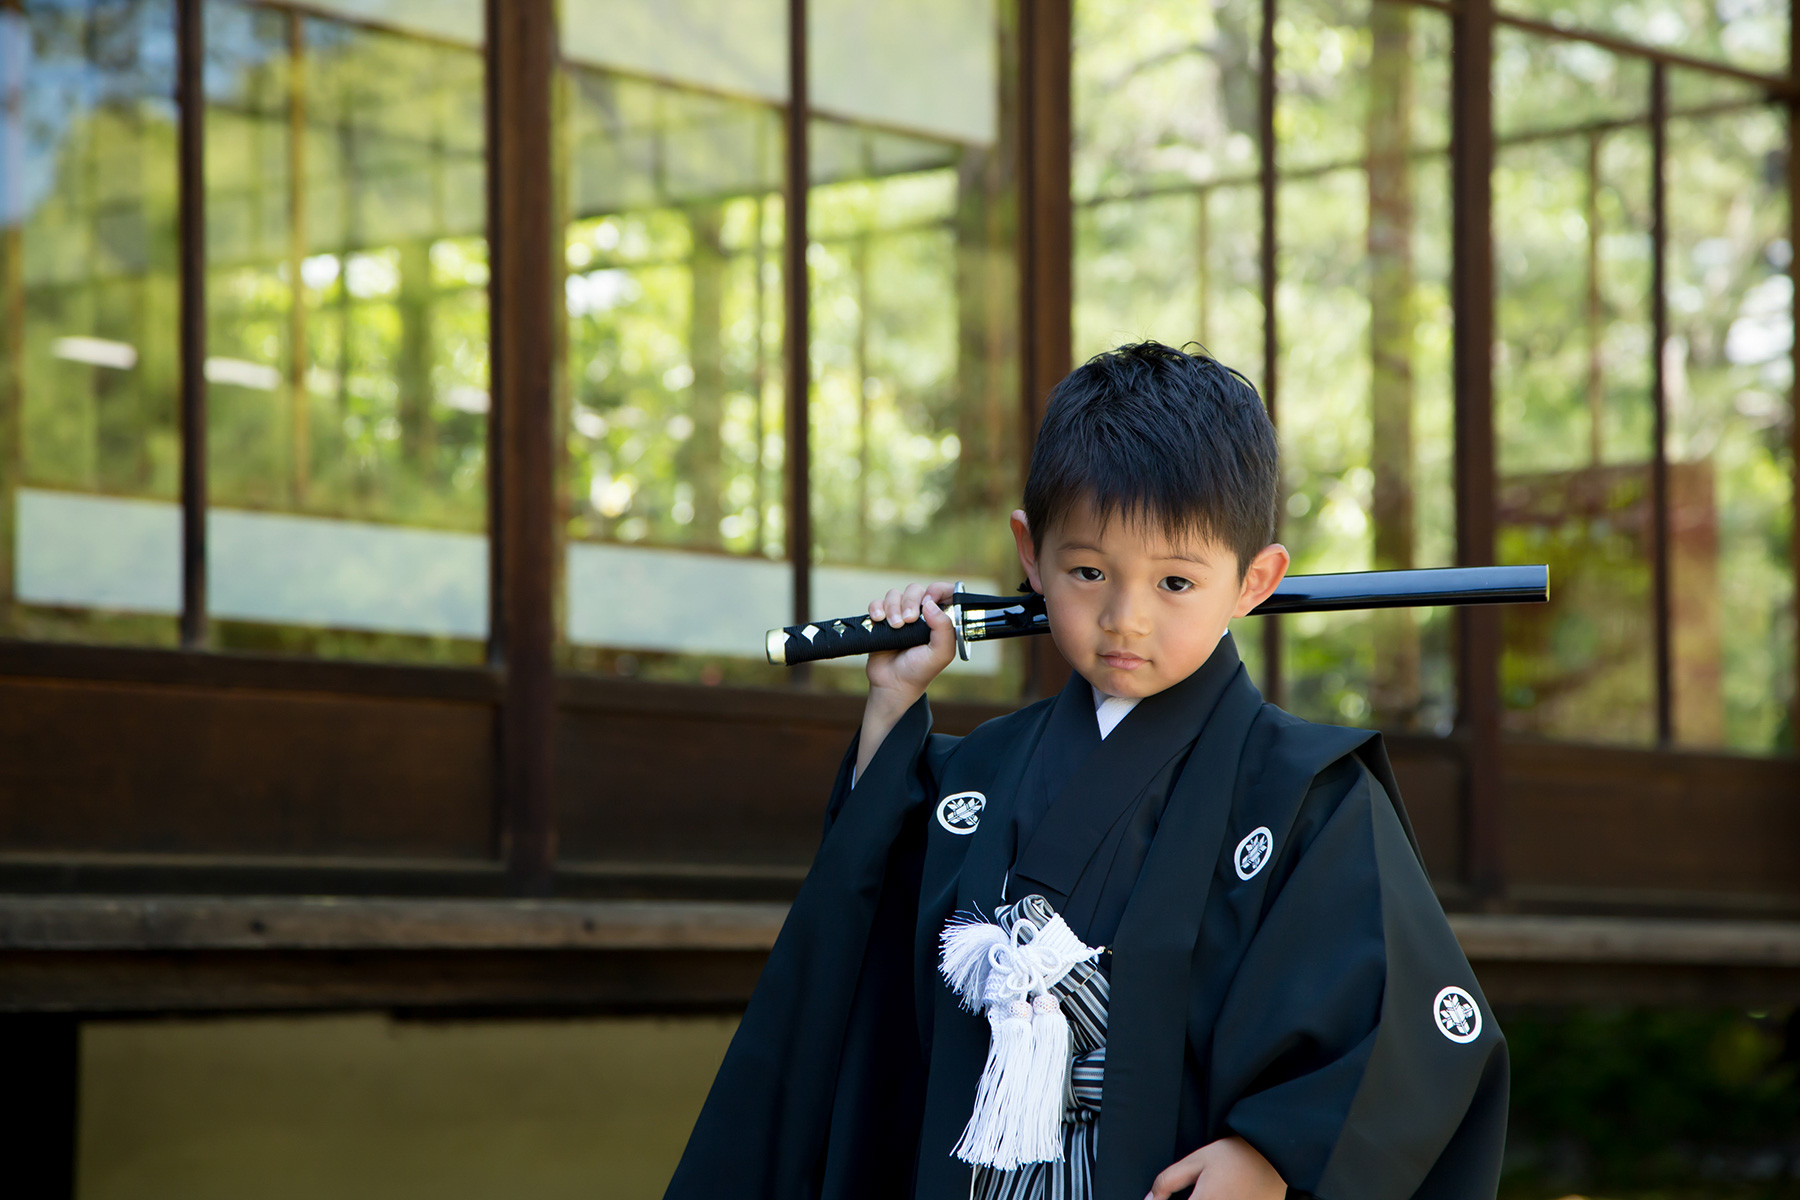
[1057,540,1216,566]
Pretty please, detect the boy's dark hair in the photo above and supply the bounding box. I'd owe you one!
[1022,341,1279,574]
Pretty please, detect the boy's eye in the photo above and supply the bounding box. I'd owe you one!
[1072,566,1104,582]
[1161,576,1194,593]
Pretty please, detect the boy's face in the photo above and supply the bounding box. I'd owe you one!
[1012,501,1289,699]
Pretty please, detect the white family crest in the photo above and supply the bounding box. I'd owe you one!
[936,791,986,835]
[1234,826,1274,880]
[1433,986,1482,1043]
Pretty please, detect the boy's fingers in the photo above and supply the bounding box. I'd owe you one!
[926,580,956,605]
[882,587,908,627]
[921,597,956,663]
[922,596,953,640]
[1147,1156,1204,1200]
[900,582,929,621]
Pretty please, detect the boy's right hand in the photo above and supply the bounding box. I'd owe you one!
[854,582,956,782]
[865,581,957,701]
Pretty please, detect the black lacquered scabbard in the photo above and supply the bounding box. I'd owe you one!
[765,564,1548,666]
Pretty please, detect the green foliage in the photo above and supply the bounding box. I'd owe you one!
[1502,1007,1800,1196]
[1073,0,1794,748]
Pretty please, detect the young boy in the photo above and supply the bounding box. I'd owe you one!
[665,343,1507,1200]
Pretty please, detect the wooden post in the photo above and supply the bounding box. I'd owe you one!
[1790,2,1800,756]
[177,0,208,647]
[785,0,812,653]
[1258,0,1283,706]
[1019,0,1072,700]
[1452,0,1502,899]
[1650,63,1672,746]
[487,0,559,896]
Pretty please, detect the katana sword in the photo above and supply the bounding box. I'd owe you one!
[765,564,1549,666]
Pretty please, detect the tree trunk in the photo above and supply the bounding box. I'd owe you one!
[287,10,311,506]
[945,131,1019,574]
[1367,2,1420,727]
[397,237,437,476]
[685,201,725,549]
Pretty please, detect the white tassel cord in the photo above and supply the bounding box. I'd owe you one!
[939,914,1007,1012]
[1024,993,1071,1150]
[955,998,1038,1168]
[938,909,1101,1169]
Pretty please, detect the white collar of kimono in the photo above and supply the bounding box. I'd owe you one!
[1092,686,1140,740]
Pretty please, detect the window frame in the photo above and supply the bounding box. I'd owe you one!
[0,0,1793,901]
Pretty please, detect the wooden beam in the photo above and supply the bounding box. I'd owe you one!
[0,949,772,1015]
[8,901,1800,1013]
[486,0,559,895]
[0,637,502,701]
[1451,0,1503,899]
[20,897,1800,967]
[0,896,788,952]
[1450,913,1800,965]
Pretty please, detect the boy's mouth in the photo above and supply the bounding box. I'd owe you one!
[1099,651,1147,670]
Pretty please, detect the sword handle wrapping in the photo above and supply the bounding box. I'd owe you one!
[766,612,936,665]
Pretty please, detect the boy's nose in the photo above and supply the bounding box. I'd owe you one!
[1099,589,1153,637]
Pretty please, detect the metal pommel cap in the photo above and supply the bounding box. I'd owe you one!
[766,629,789,665]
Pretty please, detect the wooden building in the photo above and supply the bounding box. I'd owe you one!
[2,0,1798,1192]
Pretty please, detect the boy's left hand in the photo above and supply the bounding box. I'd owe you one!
[1145,1136,1285,1200]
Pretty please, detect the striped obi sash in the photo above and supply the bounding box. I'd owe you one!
[970,895,1109,1200]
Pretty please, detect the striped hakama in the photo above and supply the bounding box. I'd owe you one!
[969,895,1109,1200]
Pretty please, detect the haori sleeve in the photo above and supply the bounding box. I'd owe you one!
[823,694,959,834]
[665,696,949,1200]
[1206,763,1509,1200]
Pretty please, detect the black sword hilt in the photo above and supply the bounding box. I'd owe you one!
[764,564,1548,665]
[764,582,1046,666]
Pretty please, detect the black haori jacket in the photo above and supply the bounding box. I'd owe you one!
[664,634,1508,1200]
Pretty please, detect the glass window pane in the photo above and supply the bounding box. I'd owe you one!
[1071,0,1268,684]
[559,0,788,686]
[1665,90,1793,752]
[1074,0,1264,364]
[1494,27,1650,142]
[202,0,488,663]
[1074,0,1263,204]
[806,0,1022,702]
[1275,0,1457,732]
[1495,32,1656,743]
[1495,0,1788,80]
[2,0,181,647]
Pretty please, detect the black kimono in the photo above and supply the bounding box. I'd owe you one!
[665,634,1508,1200]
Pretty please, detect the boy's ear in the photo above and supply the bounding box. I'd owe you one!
[1011,510,1044,594]
[1232,543,1290,618]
